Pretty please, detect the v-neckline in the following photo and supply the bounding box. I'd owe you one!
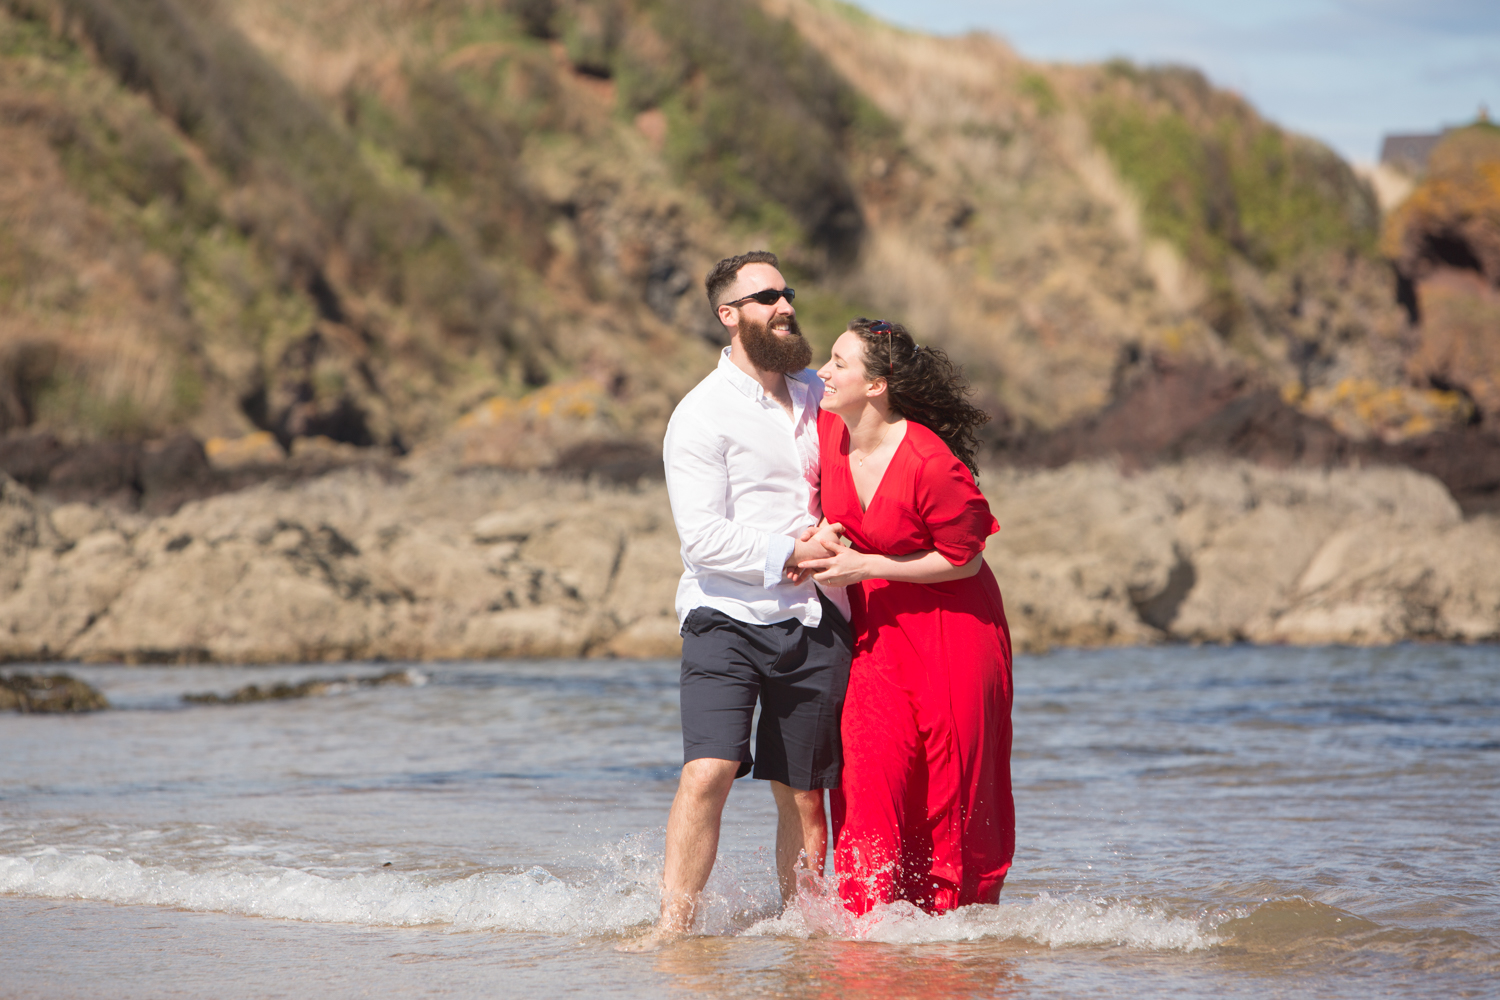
[848,422,904,514]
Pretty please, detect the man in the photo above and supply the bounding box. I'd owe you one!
[623,251,851,950]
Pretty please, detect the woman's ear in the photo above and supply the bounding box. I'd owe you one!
[866,377,889,400]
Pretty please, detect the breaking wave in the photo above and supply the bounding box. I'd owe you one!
[0,848,657,934]
[2,834,1216,950]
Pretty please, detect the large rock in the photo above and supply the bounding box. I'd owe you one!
[1,464,687,663]
[984,460,1497,651]
[1267,514,1500,644]
[0,671,110,712]
[984,463,1176,649]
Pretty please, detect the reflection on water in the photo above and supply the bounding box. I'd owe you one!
[654,938,1025,1000]
[1,644,1497,998]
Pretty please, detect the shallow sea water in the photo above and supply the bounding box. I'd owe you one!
[2,644,1496,999]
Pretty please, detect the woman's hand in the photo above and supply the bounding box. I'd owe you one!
[798,543,871,588]
[786,522,846,584]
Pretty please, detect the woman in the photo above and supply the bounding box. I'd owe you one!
[799,318,1014,915]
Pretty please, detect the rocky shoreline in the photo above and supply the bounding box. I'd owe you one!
[3,455,1496,666]
[988,461,1498,648]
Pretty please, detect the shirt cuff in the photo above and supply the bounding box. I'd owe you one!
[763,534,796,588]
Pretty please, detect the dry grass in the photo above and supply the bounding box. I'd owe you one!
[767,0,1418,439]
[0,83,213,438]
[760,0,1199,427]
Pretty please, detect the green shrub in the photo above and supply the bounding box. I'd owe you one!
[505,0,558,39]
[561,0,624,78]
[1089,62,1378,329]
[1019,71,1059,116]
[26,0,502,337]
[614,18,684,112]
[643,0,895,265]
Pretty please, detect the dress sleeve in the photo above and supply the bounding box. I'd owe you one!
[914,449,1000,565]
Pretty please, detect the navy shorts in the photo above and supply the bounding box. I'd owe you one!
[678,592,852,790]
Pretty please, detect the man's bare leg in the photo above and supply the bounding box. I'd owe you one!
[617,757,740,952]
[771,781,827,906]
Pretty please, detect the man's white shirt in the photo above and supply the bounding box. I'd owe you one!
[663,348,849,628]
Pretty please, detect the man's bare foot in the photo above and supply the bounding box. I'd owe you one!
[792,863,827,902]
[614,924,687,953]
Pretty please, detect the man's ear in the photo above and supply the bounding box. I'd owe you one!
[716,303,739,333]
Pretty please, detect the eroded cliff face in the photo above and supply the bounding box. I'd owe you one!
[4,458,1495,665]
[1383,125,1500,431]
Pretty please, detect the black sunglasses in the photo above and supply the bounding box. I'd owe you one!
[724,286,795,307]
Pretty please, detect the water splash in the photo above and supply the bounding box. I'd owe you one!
[747,875,1218,950]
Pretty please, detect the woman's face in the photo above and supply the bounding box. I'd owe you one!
[816,331,878,414]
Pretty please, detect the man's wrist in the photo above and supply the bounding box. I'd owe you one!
[764,533,797,587]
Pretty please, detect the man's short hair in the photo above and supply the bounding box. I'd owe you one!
[705,251,780,308]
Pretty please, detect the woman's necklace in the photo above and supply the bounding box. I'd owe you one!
[854,424,891,466]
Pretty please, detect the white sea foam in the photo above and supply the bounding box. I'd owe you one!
[0,851,656,934]
[747,882,1218,951]
[2,845,1216,951]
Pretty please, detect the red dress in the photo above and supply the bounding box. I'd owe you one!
[820,409,1014,915]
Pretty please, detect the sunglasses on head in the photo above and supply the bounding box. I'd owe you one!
[724,286,796,307]
[866,320,896,366]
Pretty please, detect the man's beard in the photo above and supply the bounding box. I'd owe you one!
[740,315,812,374]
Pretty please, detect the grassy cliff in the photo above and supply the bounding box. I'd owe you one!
[0,0,1452,476]
[0,0,894,459]
[1085,61,1379,331]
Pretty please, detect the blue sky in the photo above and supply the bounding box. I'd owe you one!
[850,0,1500,164]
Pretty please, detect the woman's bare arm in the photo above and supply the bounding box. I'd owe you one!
[798,545,983,588]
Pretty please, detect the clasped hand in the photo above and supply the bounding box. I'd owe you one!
[783,522,867,587]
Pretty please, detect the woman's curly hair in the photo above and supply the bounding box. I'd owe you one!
[847,318,989,476]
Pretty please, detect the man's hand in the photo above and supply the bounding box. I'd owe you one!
[808,521,846,554]
[784,524,844,583]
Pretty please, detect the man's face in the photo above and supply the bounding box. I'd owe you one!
[721,263,810,374]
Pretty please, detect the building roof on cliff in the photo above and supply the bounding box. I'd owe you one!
[1381,132,1447,174]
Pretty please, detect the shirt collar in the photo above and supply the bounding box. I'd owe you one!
[715,347,816,404]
